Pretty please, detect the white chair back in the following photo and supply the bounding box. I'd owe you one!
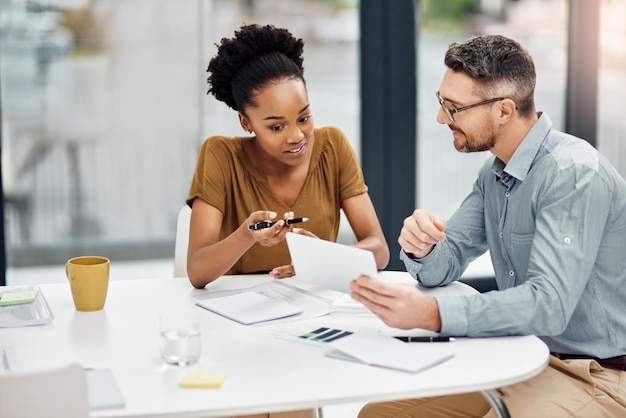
[174,205,192,277]
[0,363,90,418]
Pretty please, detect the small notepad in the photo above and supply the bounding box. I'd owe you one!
[0,289,39,306]
[179,372,228,388]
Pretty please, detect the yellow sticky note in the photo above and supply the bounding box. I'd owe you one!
[179,372,227,389]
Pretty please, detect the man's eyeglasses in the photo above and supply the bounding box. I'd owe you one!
[436,91,504,122]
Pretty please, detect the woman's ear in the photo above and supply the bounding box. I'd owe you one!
[238,112,252,133]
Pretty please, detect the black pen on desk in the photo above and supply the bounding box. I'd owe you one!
[249,217,309,231]
[393,336,454,343]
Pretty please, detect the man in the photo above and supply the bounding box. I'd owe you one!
[350,35,626,417]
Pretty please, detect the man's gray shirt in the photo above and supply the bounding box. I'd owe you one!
[401,113,626,359]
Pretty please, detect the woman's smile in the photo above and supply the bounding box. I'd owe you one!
[284,142,307,157]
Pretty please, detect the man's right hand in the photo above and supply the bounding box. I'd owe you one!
[398,209,446,259]
[350,275,442,331]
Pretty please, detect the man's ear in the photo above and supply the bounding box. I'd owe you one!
[498,98,517,123]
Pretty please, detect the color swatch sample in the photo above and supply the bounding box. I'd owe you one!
[297,327,353,343]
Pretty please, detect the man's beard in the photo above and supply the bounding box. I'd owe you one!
[451,119,496,153]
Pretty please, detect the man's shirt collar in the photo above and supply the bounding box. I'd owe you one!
[492,112,553,184]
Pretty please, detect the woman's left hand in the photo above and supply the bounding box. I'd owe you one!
[269,264,295,279]
[291,228,319,239]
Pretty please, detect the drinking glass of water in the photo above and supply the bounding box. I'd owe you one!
[160,313,201,366]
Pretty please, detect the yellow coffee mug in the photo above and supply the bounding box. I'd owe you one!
[65,256,110,311]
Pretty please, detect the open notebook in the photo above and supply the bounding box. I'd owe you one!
[285,232,378,293]
[324,332,455,373]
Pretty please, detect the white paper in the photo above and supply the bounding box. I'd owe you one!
[330,293,374,315]
[286,232,378,293]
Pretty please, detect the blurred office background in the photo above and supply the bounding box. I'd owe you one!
[1,0,625,284]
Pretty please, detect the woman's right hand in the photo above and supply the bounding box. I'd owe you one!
[247,210,294,247]
[188,203,300,288]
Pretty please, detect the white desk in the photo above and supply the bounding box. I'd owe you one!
[1,272,549,418]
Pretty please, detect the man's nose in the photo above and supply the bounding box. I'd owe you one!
[436,106,451,125]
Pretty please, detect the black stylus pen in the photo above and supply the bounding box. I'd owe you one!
[393,336,454,343]
[249,217,309,230]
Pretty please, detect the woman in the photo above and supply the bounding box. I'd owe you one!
[186,24,389,290]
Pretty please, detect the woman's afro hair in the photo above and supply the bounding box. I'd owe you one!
[207,24,305,111]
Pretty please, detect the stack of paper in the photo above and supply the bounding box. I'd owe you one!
[195,281,333,325]
[331,293,373,315]
[0,287,54,327]
[196,290,303,325]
